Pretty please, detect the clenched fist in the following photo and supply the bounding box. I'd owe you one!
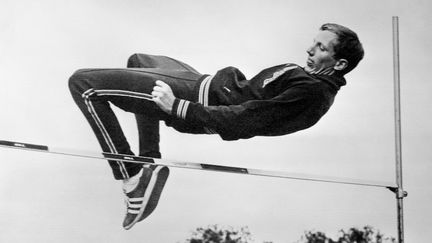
[152,80,176,114]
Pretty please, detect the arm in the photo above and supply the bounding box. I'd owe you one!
[153,81,326,140]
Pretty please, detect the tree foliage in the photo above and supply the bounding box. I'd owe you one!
[184,224,252,243]
[182,225,395,243]
[299,226,396,243]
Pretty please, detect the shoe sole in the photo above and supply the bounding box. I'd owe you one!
[123,165,169,230]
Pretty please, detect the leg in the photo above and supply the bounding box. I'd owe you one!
[69,67,199,229]
[127,53,201,74]
[135,114,161,158]
[126,53,202,158]
[69,68,168,180]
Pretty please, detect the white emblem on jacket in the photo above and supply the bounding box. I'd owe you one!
[262,65,297,88]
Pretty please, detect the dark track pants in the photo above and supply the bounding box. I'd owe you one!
[69,54,204,180]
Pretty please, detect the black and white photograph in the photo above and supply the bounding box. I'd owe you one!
[0,0,430,242]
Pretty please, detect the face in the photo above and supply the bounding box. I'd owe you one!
[304,30,339,73]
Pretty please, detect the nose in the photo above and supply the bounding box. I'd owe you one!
[306,45,314,56]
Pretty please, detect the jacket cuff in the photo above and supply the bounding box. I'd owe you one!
[171,98,190,120]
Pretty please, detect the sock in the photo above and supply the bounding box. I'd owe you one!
[122,168,143,193]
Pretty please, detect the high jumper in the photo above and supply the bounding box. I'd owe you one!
[67,23,364,230]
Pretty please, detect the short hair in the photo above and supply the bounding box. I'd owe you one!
[320,23,364,75]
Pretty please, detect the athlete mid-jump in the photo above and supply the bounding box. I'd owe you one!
[68,23,364,230]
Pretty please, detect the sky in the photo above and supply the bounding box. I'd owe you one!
[0,0,431,242]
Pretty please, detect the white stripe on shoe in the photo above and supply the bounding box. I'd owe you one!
[127,209,141,214]
[129,204,142,209]
[125,167,160,228]
[128,197,145,202]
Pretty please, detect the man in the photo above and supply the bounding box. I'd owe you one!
[68,23,364,230]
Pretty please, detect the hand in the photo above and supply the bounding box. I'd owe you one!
[152,80,176,114]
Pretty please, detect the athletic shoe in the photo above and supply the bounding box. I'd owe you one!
[122,164,169,230]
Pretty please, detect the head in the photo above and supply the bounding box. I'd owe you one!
[304,23,364,76]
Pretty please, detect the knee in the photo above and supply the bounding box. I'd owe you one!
[127,53,156,68]
[127,53,142,68]
[68,69,88,92]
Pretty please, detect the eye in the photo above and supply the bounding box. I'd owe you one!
[319,44,326,51]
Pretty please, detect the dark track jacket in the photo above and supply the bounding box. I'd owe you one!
[170,63,346,141]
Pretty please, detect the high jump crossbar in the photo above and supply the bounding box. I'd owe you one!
[0,139,396,189]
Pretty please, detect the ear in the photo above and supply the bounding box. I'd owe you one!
[334,59,348,71]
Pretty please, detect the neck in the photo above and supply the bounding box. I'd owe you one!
[305,66,335,76]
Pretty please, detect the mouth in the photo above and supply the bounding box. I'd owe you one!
[306,59,314,67]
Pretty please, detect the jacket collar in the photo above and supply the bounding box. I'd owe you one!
[315,74,346,91]
[303,67,346,91]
